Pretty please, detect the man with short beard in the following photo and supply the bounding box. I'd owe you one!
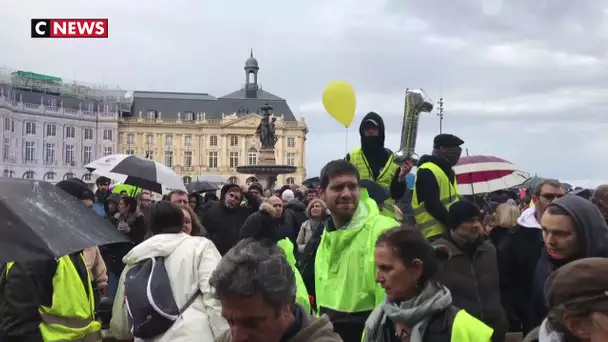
[201,183,261,255]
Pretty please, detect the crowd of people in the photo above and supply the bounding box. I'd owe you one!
[1,112,608,342]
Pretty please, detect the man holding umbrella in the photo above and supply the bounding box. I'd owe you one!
[0,179,103,342]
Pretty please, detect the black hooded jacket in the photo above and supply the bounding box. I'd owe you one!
[345,112,406,201]
[529,195,608,328]
[201,184,260,255]
[414,154,457,228]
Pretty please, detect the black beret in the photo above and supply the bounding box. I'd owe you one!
[433,134,464,149]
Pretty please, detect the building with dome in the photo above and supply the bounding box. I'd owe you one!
[118,51,308,186]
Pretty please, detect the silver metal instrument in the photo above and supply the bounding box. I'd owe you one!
[393,89,434,164]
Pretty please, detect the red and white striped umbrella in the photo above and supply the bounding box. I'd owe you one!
[454,155,530,195]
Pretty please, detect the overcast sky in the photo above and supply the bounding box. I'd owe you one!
[3,0,608,187]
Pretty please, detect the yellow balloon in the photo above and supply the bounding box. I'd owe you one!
[322,80,356,127]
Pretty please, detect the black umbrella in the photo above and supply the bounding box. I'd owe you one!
[0,178,131,264]
[186,180,219,193]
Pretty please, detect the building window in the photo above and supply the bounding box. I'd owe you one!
[228,176,239,185]
[82,173,93,182]
[146,134,154,145]
[185,112,193,121]
[184,135,192,147]
[230,136,239,146]
[286,153,296,166]
[164,150,173,167]
[208,151,218,168]
[43,171,56,181]
[286,177,295,185]
[65,126,76,139]
[126,134,134,145]
[145,150,154,160]
[3,138,9,161]
[63,172,75,180]
[182,176,192,184]
[25,122,36,135]
[165,135,173,147]
[48,98,56,107]
[104,104,111,113]
[83,146,92,164]
[246,176,258,185]
[2,170,15,178]
[65,144,75,165]
[209,135,218,146]
[287,137,295,148]
[25,141,36,162]
[45,143,55,165]
[83,127,93,140]
[23,171,35,179]
[103,146,113,156]
[4,118,11,131]
[125,149,135,155]
[184,151,192,167]
[103,129,113,141]
[86,103,94,112]
[46,124,57,137]
[229,152,239,168]
[147,110,157,119]
[248,148,258,165]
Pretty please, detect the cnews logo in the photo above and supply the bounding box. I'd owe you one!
[31,19,108,38]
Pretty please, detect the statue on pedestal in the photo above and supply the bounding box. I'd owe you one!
[255,104,277,149]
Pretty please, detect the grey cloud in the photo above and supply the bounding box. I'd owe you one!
[3,0,607,186]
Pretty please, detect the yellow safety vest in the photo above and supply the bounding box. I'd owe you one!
[362,308,494,342]
[348,148,400,218]
[5,254,102,342]
[412,161,460,239]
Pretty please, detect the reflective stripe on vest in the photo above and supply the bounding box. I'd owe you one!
[5,256,102,341]
[348,148,399,218]
[412,162,460,239]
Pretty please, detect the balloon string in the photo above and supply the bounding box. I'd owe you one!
[345,127,348,154]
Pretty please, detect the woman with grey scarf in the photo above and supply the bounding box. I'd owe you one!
[363,226,494,342]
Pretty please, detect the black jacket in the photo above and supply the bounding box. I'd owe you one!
[0,253,89,342]
[283,199,308,244]
[345,112,407,201]
[414,155,457,228]
[202,185,260,255]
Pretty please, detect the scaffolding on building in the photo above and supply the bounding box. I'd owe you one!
[0,66,130,102]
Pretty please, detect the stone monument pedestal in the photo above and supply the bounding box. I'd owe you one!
[236,148,297,191]
[257,148,276,165]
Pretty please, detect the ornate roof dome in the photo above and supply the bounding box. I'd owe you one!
[245,49,259,70]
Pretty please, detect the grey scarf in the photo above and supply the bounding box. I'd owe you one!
[363,282,453,342]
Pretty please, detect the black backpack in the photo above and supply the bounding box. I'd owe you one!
[124,257,200,339]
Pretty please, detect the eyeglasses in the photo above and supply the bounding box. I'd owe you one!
[541,193,565,201]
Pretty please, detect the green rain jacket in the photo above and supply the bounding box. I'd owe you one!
[277,238,312,314]
[314,189,399,337]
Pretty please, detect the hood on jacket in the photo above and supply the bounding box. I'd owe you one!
[359,111,386,153]
[260,202,281,218]
[517,207,542,229]
[122,232,191,264]
[285,199,306,212]
[219,183,243,206]
[550,195,608,258]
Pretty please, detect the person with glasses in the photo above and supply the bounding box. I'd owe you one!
[497,179,565,335]
[528,195,608,331]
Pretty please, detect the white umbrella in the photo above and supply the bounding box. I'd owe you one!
[85,154,186,193]
[454,155,530,195]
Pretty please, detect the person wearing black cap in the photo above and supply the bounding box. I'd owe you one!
[0,179,102,342]
[412,133,464,240]
[200,183,261,255]
[345,112,413,219]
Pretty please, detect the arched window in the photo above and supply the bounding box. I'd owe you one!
[286,177,295,185]
[82,173,93,182]
[182,176,192,185]
[247,147,258,165]
[2,169,15,178]
[246,176,258,185]
[23,171,35,179]
[43,172,56,181]
[63,172,75,180]
[228,176,239,185]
